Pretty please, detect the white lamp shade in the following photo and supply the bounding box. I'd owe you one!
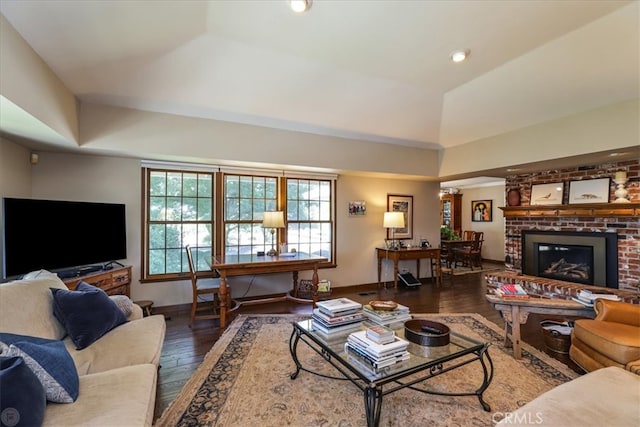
[383,211,405,228]
[263,211,285,228]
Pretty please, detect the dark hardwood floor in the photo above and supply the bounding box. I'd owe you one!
[153,263,584,421]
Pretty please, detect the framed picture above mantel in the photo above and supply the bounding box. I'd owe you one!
[569,178,610,204]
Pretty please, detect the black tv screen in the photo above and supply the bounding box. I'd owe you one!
[2,198,127,278]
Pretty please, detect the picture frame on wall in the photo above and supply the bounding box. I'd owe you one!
[471,200,492,222]
[387,194,413,240]
[569,178,610,204]
[348,200,366,216]
[530,182,564,205]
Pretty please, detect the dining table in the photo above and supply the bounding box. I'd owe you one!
[440,239,474,268]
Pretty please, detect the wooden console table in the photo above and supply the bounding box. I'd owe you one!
[376,247,441,288]
[62,265,132,297]
[211,253,327,328]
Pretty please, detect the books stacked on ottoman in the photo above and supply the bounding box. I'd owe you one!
[345,327,410,375]
[362,301,412,329]
[312,298,364,338]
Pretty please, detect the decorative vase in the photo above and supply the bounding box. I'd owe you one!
[507,189,521,206]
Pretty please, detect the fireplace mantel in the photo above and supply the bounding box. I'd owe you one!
[500,202,640,218]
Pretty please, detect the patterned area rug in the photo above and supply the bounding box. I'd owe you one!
[443,266,501,276]
[155,313,578,427]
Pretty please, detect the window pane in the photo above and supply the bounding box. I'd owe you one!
[150,197,166,221]
[183,173,198,197]
[144,169,214,279]
[167,172,182,196]
[150,172,166,196]
[223,174,278,256]
[198,174,212,197]
[149,224,166,249]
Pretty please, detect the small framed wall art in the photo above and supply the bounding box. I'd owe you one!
[348,200,366,216]
[471,200,492,222]
[530,182,564,205]
[569,178,610,204]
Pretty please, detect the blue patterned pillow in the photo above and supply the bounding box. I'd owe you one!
[51,281,127,350]
[0,356,46,426]
[0,333,79,403]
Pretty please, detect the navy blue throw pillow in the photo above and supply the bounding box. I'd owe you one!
[0,356,46,426]
[51,281,127,350]
[0,333,79,403]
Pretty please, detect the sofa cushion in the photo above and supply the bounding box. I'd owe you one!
[0,276,68,340]
[110,294,135,317]
[42,364,158,427]
[0,356,46,426]
[51,281,127,350]
[65,314,167,375]
[0,333,79,403]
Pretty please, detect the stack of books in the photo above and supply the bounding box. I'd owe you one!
[493,283,529,299]
[312,298,364,337]
[572,289,621,307]
[362,302,412,329]
[345,329,410,374]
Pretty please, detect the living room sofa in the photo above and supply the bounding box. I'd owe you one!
[0,272,166,426]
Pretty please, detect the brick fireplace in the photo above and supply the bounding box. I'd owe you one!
[503,158,639,292]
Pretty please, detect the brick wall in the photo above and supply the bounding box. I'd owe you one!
[504,158,639,291]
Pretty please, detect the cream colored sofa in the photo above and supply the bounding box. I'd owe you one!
[495,366,640,426]
[0,273,166,426]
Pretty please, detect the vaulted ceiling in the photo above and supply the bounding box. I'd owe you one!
[1,1,638,179]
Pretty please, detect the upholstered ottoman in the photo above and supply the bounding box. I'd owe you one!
[495,367,640,426]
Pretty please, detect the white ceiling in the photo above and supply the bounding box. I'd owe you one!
[0,1,638,165]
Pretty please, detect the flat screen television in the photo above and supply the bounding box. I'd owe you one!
[2,198,127,279]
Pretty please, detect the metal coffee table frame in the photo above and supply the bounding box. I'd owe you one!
[289,320,494,427]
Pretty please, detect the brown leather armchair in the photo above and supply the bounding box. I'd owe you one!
[570,299,640,375]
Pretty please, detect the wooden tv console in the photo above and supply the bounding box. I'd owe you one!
[62,265,132,297]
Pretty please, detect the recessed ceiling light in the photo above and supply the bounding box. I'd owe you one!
[450,49,470,63]
[290,0,312,13]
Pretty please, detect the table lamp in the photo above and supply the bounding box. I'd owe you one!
[384,211,405,250]
[263,211,285,256]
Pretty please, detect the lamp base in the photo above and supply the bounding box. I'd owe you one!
[267,247,278,256]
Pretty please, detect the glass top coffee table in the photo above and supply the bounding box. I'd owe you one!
[289,319,494,427]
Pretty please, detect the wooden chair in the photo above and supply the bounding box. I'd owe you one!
[454,231,484,270]
[461,230,475,241]
[185,245,221,328]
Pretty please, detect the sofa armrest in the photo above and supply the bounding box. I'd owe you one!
[594,299,640,326]
[128,303,143,321]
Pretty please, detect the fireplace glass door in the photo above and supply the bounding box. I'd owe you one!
[536,243,593,285]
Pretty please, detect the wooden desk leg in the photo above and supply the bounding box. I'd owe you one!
[377,257,383,287]
[219,273,228,329]
[292,271,299,298]
[393,257,399,289]
[416,260,421,282]
[311,265,319,308]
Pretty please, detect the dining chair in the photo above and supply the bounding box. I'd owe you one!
[454,231,484,270]
[185,245,221,328]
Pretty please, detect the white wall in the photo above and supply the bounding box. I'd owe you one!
[0,138,33,273]
[457,185,505,262]
[13,149,441,307]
